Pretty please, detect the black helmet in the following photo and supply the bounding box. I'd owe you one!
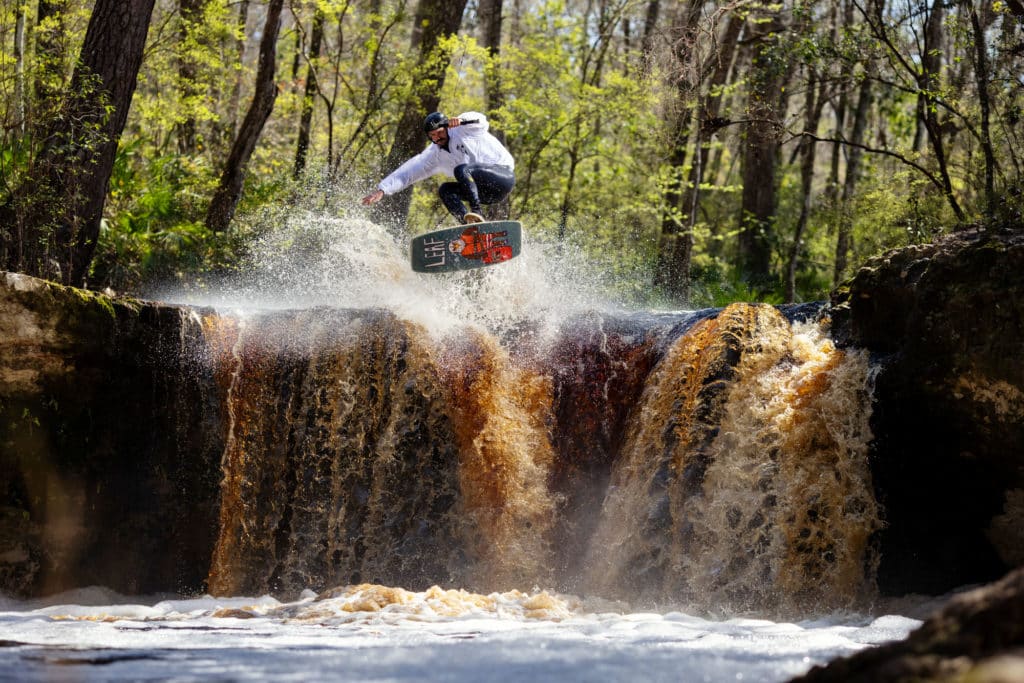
[423,112,449,133]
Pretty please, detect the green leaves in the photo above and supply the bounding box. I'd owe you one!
[1,0,1018,298]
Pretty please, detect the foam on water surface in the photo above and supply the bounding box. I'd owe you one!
[0,585,925,682]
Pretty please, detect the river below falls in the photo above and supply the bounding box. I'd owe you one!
[0,584,941,683]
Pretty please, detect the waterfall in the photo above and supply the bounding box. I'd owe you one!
[162,214,882,616]
[204,309,465,595]
[199,304,879,615]
[584,304,880,615]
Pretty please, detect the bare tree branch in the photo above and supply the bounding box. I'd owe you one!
[785,130,945,197]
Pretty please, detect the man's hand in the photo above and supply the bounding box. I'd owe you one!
[361,189,384,205]
[447,117,462,127]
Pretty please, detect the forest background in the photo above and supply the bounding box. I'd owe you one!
[0,0,1022,306]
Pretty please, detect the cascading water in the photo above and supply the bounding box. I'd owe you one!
[584,306,880,615]
[166,211,883,616]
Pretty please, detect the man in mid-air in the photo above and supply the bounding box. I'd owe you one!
[361,111,515,224]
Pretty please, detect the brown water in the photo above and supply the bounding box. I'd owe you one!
[199,300,880,618]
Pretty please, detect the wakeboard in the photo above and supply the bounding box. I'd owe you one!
[410,220,522,273]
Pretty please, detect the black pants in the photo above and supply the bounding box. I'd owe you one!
[439,164,515,220]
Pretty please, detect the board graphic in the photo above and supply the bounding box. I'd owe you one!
[410,220,522,273]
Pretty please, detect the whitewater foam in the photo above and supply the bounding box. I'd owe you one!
[0,586,925,682]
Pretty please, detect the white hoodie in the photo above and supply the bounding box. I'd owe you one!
[377,112,514,195]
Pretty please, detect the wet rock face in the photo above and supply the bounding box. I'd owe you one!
[0,273,224,597]
[792,565,1024,683]
[830,228,1024,595]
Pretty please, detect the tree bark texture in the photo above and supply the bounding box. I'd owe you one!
[14,7,26,136]
[652,0,706,297]
[65,0,157,284]
[1,0,156,284]
[478,0,509,219]
[914,0,944,153]
[205,0,285,233]
[177,0,208,155]
[225,0,250,145]
[478,0,504,136]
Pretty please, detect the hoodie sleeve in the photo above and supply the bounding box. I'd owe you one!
[378,146,438,195]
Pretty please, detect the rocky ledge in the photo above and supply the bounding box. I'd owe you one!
[0,273,224,596]
[831,227,1024,595]
[801,226,1024,682]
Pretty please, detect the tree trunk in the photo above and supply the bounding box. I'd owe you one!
[226,0,250,144]
[833,78,872,286]
[14,6,26,137]
[662,11,743,301]
[294,7,325,178]
[738,14,787,290]
[372,0,469,233]
[478,0,509,220]
[914,0,944,153]
[825,0,852,209]
[177,0,208,154]
[914,1,964,221]
[652,102,692,292]
[2,0,156,284]
[965,0,995,220]
[509,0,524,47]
[205,0,284,233]
[652,0,706,295]
[479,0,504,120]
[640,0,660,71]
[786,67,826,302]
[907,0,960,222]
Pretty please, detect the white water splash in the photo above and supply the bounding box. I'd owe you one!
[152,209,626,340]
